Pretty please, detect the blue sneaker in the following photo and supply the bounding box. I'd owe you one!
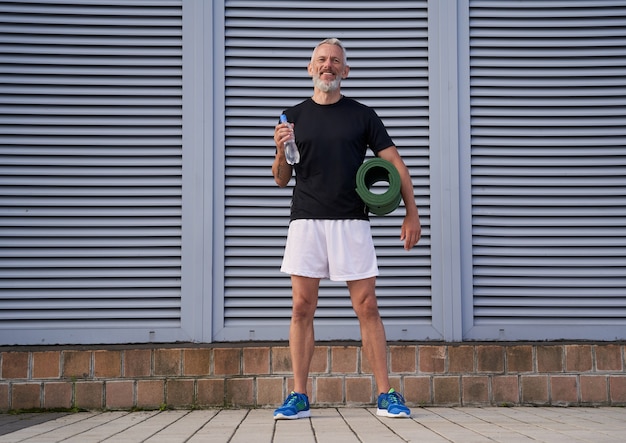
[273,391,311,420]
[377,388,411,418]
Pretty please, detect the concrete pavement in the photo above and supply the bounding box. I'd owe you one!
[1,407,625,442]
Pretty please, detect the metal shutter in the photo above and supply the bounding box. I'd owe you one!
[465,0,626,339]
[0,0,185,344]
[219,0,432,340]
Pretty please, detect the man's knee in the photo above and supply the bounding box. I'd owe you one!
[291,293,317,320]
[352,293,380,320]
[291,277,320,320]
[292,296,317,320]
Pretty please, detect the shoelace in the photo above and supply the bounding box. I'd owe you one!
[387,391,405,404]
[283,393,300,406]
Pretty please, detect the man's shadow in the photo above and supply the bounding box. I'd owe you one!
[0,412,69,436]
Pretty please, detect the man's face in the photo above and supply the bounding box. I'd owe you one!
[308,44,350,93]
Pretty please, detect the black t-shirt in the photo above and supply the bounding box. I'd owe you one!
[283,96,394,221]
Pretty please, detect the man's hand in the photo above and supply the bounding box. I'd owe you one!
[274,121,294,151]
[272,121,294,187]
[401,211,421,251]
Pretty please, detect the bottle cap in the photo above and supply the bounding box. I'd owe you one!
[279,114,288,123]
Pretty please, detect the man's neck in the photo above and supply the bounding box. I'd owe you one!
[311,89,342,105]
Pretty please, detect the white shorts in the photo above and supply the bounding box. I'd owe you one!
[281,219,379,281]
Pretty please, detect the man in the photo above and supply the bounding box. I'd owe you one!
[272,38,421,420]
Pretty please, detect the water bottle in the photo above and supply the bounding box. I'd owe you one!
[279,114,300,165]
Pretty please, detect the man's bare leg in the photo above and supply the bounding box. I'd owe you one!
[347,277,391,394]
[289,275,320,395]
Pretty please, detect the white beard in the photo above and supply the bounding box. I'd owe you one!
[313,75,341,92]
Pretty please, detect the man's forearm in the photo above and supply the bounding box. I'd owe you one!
[399,166,418,216]
[272,153,292,187]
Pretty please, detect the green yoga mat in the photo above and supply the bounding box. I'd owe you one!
[355,158,402,216]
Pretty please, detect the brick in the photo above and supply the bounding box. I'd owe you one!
[271,347,292,374]
[609,375,626,405]
[580,375,607,404]
[183,348,212,376]
[316,377,343,404]
[213,348,240,376]
[226,378,254,407]
[94,351,121,378]
[137,379,164,409]
[106,380,134,409]
[346,377,372,404]
[32,351,61,379]
[492,375,519,405]
[63,351,91,379]
[75,381,103,410]
[124,349,151,377]
[506,346,533,373]
[433,376,460,405]
[390,346,416,373]
[462,376,489,405]
[521,375,548,405]
[537,345,563,373]
[361,347,373,374]
[476,345,504,373]
[595,345,623,372]
[11,383,42,410]
[448,346,474,373]
[154,349,181,376]
[550,375,578,405]
[12,383,41,410]
[332,346,358,374]
[404,376,431,405]
[2,352,29,379]
[166,379,194,408]
[419,346,446,373]
[44,382,72,409]
[565,345,592,372]
[0,383,9,411]
[197,379,225,407]
[256,377,283,406]
[243,347,270,375]
[311,346,329,373]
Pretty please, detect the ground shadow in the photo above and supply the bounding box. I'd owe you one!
[0,412,69,436]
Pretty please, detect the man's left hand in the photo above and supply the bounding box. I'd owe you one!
[401,212,421,251]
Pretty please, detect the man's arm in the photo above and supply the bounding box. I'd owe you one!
[377,146,421,250]
[272,122,294,187]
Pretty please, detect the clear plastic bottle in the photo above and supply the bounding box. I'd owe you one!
[279,114,300,165]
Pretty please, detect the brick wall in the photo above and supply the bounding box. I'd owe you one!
[1,342,625,411]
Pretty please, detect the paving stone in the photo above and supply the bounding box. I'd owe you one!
[0,407,625,442]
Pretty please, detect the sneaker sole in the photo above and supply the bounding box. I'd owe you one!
[273,410,312,420]
[376,408,410,418]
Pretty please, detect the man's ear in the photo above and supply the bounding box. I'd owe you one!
[342,65,350,79]
[307,62,314,76]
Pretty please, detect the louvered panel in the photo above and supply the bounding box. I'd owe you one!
[468,0,626,331]
[222,0,431,340]
[0,0,183,341]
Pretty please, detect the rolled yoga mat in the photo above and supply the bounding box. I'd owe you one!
[355,158,402,216]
